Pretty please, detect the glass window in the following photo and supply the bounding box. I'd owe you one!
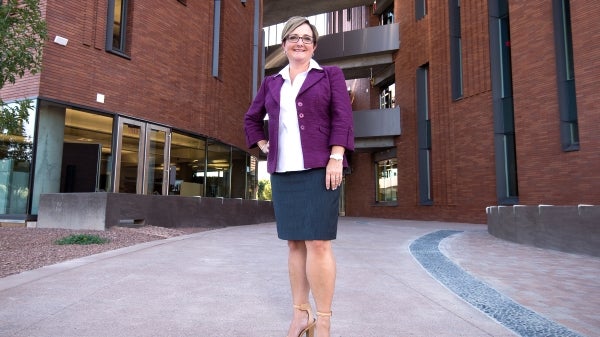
[117,121,141,193]
[379,83,395,109]
[449,0,463,99]
[31,106,114,214]
[417,65,433,204]
[553,0,579,150]
[246,155,258,199]
[376,159,397,202]
[380,6,394,25]
[490,0,519,204]
[499,16,513,98]
[503,134,518,198]
[64,109,114,193]
[168,131,206,196]
[416,0,427,20]
[206,141,230,197]
[212,0,222,77]
[230,147,248,199]
[145,126,168,195]
[0,101,35,215]
[106,0,129,54]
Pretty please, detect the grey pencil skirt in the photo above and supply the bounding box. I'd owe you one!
[270,168,340,241]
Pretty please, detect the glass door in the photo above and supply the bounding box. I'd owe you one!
[144,125,170,195]
[115,117,170,194]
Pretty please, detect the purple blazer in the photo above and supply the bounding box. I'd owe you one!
[244,66,354,174]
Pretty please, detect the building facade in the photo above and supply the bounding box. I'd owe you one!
[348,0,599,223]
[0,0,261,219]
[2,0,598,225]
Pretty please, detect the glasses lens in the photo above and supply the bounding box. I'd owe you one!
[287,35,312,44]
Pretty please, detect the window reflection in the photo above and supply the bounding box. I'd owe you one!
[169,132,206,196]
[206,141,231,198]
[64,109,114,192]
[0,102,35,214]
[376,158,397,202]
[6,104,261,216]
[379,83,395,109]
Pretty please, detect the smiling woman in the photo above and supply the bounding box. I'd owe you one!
[244,15,354,337]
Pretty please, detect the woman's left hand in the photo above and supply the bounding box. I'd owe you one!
[326,159,344,190]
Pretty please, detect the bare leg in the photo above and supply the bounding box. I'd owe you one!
[305,240,336,337]
[286,240,312,337]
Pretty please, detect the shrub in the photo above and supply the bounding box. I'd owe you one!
[54,234,109,245]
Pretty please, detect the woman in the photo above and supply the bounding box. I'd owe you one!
[244,16,354,337]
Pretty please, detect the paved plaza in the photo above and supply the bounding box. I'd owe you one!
[1,218,598,336]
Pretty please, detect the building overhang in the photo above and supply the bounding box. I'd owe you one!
[263,0,374,26]
[354,136,397,150]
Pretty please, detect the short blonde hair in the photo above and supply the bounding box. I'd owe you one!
[281,16,319,46]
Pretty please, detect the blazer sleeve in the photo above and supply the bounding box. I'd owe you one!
[244,77,269,149]
[326,66,355,151]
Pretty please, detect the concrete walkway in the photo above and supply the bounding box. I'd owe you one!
[0,218,598,337]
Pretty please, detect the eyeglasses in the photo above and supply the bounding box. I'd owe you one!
[286,34,314,44]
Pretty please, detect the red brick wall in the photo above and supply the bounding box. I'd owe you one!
[347,0,495,223]
[345,0,600,224]
[509,0,600,205]
[2,0,256,151]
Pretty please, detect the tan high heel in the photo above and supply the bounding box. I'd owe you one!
[291,303,316,337]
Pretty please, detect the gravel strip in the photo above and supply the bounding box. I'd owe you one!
[0,225,218,279]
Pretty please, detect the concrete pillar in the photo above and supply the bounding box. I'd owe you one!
[30,105,65,214]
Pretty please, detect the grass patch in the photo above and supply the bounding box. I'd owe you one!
[55,234,109,245]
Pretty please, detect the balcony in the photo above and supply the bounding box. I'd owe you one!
[353,107,401,149]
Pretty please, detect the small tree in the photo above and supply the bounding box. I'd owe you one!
[258,179,272,201]
[1,0,47,88]
[1,0,47,160]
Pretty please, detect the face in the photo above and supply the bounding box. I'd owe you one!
[282,23,316,64]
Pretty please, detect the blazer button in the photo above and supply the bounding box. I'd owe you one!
[297,102,303,107]
[298,113,304,118]
[300,125,305,130]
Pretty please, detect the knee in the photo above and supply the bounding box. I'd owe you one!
[288,240,306,252]
[305,240,331,255]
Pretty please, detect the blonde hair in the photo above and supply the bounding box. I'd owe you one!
[281,16,319,46]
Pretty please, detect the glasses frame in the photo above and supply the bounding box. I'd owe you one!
[285,34,314,44]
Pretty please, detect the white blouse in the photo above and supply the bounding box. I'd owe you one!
[276,59,322,173]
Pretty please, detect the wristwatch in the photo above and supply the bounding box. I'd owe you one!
[329,154,343,161]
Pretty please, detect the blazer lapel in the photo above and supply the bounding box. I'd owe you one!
[298,69,325,97]
[267,75,284,107]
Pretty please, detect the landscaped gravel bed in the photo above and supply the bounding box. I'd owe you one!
[0,225,215,278]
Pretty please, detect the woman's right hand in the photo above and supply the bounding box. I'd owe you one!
[258,140,269,154]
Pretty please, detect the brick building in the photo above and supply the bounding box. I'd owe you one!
[1,0,598,226]
[0,0,260,219]
[344,0,600,223]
